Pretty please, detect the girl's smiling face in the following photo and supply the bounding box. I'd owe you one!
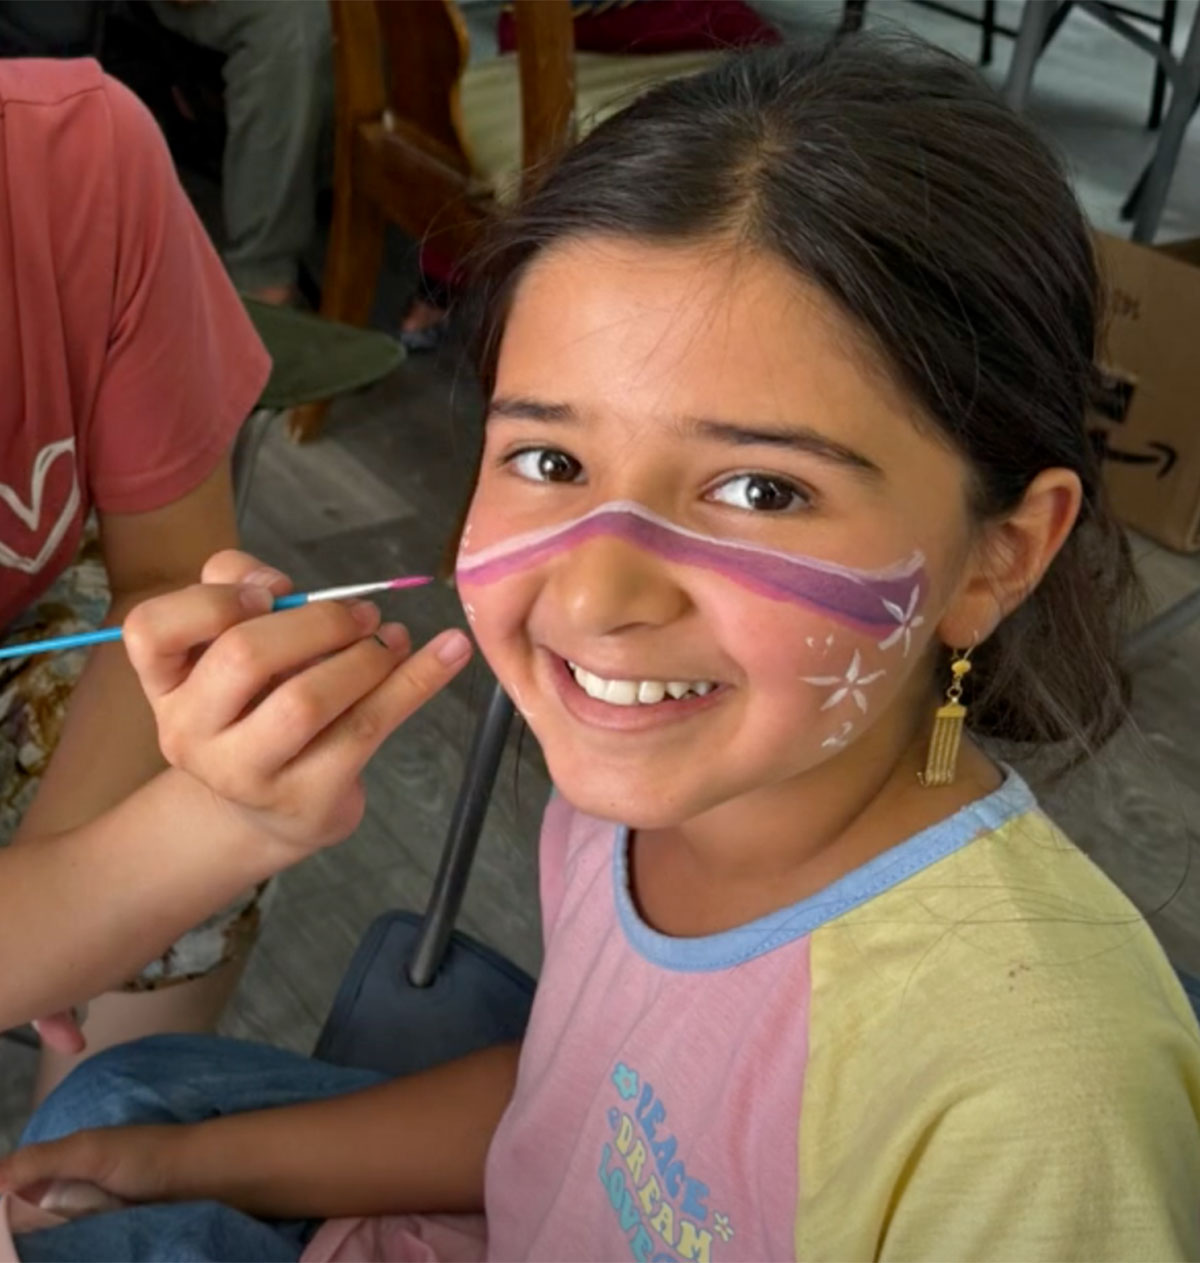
[459,237,985,828]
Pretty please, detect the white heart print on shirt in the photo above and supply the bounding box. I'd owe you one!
[0,438,81,575]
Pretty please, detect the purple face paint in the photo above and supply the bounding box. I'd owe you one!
[457,501,927,641]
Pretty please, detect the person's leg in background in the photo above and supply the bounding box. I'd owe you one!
[147,0,332,304]
[0,527,270,1103]
[14,1035,383,1262]
[0,0,101,56]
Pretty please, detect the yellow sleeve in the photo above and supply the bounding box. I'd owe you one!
[795,813,1200,1263]
[879,1010,1200,1260]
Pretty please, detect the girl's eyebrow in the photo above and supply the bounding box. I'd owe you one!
[691,419,883,480]
[487,396,575,423]
[487,397,882,481]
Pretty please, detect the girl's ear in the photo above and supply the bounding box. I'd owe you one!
[937,468,1083,648]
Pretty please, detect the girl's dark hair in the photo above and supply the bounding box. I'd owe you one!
[471,34,1138,770]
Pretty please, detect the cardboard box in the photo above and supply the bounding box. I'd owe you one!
[1092,232,1200,552]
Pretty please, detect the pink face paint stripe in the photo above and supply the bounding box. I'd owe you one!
[457,501,926,635]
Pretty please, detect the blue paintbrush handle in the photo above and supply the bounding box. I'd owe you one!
[0,593,310,662]
[0,575,433,663]
[0,626,125,660]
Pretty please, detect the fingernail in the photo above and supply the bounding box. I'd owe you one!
[350,600,380,629]
[375,622,409,651]
[434,629,473,665]
[242,566,288,589]
[239,585,274,614]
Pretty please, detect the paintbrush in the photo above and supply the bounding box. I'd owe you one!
[0,576,435,662]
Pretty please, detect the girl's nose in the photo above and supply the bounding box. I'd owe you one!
[548,535,691,637]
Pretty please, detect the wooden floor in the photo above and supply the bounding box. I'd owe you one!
[4,0,1200,1147]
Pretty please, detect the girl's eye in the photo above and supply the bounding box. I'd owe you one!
[507,447,584,484]
[708,473,809,513]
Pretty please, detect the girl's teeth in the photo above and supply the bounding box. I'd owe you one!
[576,669,602,699]
[568,664,716,706]
[604,679,639,706]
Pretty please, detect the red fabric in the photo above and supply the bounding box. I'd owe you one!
[416,242,460,293]
[498,0,780,55]
[0,59,270,628]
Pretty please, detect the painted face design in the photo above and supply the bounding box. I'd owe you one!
[458,238,970,830]
[456,500,928,653]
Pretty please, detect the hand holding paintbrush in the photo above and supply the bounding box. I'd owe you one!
[0,576,435,661]
[117,550,472,855]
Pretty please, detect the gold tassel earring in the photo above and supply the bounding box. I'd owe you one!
[919,648,973,788]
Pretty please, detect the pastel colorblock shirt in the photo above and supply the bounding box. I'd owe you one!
[306,773,1200,1261]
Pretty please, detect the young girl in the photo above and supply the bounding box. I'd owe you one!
[4,33,1200,1262]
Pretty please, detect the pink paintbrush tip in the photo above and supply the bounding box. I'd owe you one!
[388,576,435,589]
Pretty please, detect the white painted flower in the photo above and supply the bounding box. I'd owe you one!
[803,650,885,713]
[878,585,925,655]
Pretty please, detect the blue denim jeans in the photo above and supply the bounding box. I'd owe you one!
[14,912,535,1262]
[15,1036,383,1262]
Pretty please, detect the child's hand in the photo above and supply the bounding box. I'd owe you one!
[0,1126,177,1210]
[122,549,472,855]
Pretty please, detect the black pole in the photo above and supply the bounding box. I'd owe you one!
[407,681,515,987]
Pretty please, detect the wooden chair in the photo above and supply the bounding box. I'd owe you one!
[288,0,720,443]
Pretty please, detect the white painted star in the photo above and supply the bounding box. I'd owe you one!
[878,585,925,656]
[803,650,885,713]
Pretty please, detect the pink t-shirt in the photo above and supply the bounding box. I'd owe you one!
[0,59,269,627]
[307,793,810,1262]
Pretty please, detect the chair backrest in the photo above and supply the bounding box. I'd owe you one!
[511,0,577,175]
[330,0,579,182]
[376,0,471,159]
[328,0,469,175]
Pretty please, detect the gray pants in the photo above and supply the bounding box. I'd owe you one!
[149,0,332,293]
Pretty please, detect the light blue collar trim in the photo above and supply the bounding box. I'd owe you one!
[613,770,1037,972]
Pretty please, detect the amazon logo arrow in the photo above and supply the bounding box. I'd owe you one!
[1088,431,1177,479]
